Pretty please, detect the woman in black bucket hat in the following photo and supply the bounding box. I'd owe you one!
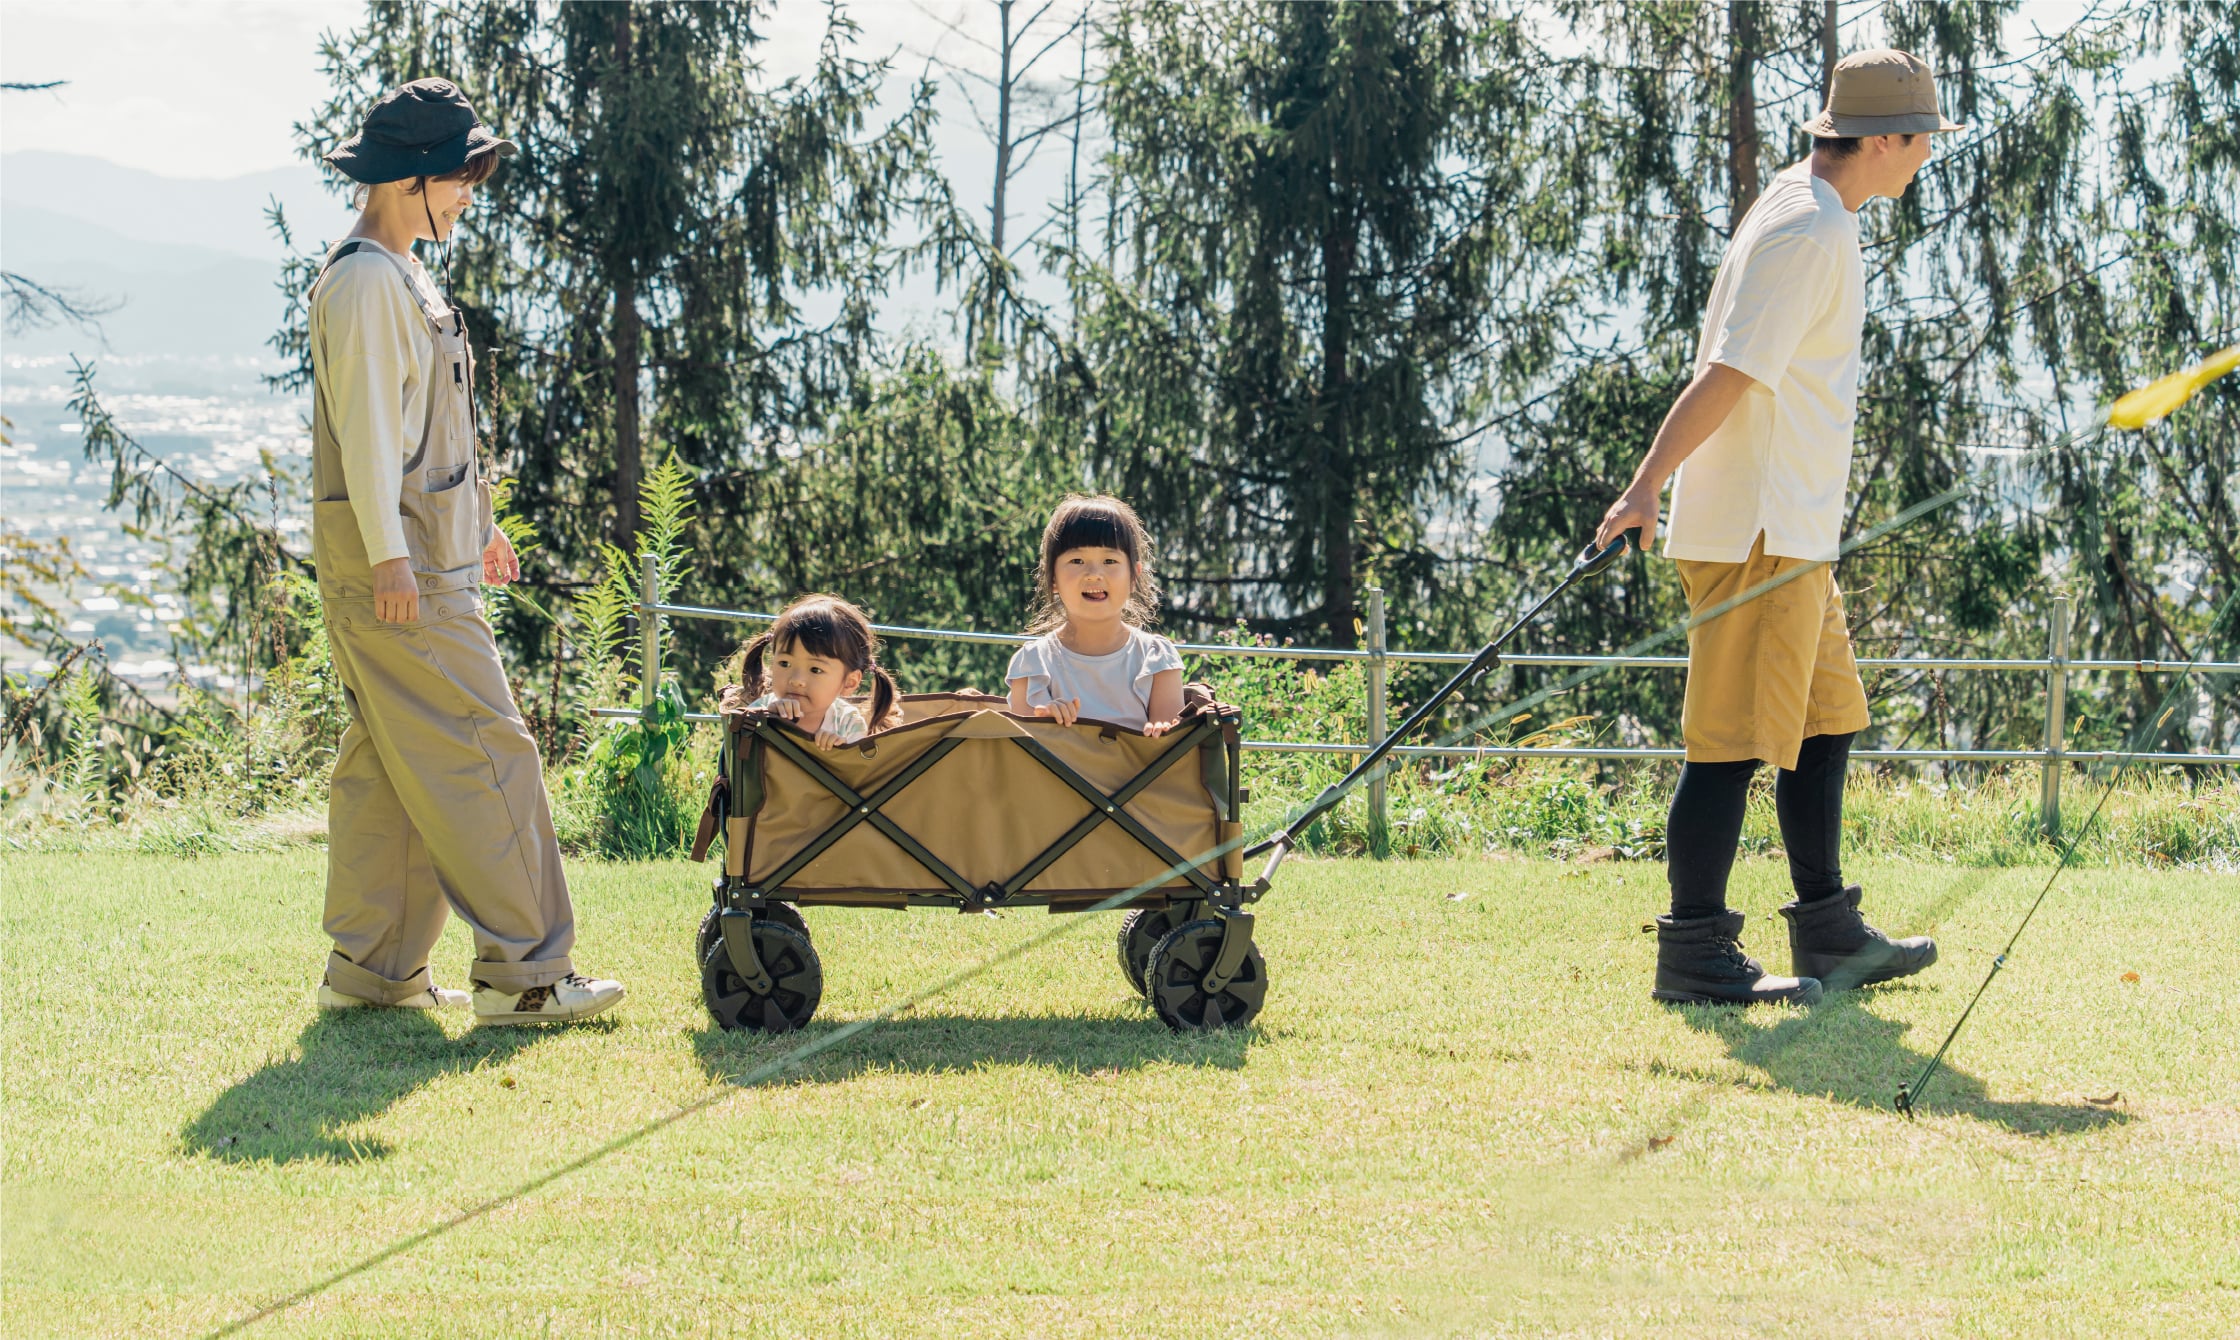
[324,76,518,185]
[308,78,625,1025]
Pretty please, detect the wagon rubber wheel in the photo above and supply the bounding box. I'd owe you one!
[696,902,807,970]
[702,919,823,1033]
[1144,918,1267,1031]
[1116,903,1198,996]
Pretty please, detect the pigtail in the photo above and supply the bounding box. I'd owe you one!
[864,664,902,733]
[735,631,774,698]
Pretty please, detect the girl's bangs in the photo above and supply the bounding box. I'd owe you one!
[1046,505,1136,562]
[771,602,865,666]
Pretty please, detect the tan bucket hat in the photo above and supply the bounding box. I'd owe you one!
[1803,49,1965,138]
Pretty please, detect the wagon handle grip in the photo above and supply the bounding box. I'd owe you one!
[1243,526,1640,861]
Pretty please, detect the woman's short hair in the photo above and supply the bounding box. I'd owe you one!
[350,148,501,209]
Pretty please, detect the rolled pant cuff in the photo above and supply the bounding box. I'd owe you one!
[468,956,574,995]
[325,950,435,1005]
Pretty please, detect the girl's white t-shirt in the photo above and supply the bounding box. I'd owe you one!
[1006,627,1182,730]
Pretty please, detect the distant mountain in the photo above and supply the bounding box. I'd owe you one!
[1,150,356,262]
[1,202,287,358]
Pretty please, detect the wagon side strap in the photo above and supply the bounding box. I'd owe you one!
[1004,722,1224,898]
[999,716,1218,900]
[751,726,978,900]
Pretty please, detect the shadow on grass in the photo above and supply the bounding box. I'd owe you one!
[182,1011,561,1163]
[1670,988,2127,1135]
[691,1009,1255,1087]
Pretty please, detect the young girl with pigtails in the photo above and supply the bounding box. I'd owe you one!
[717,595,904,748]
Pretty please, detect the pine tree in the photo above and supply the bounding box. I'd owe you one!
[274,0,946,670]
[1482,0,2237,756]
[1070,0,1579,645]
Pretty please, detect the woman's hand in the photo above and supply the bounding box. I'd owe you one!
[1033,698,1082,727]
[372,557,420,624]
[483,529,520,585]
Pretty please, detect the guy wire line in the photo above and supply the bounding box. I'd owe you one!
[204,442,2051,1336]
[214,348,2231,1333]
[1359,340,2235,773]
[1895,579,2239,1117]
[206,828,1267,1337]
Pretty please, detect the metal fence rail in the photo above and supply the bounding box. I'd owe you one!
[584,706,2237,767]
[625,560,2239,837]
[642,597,2237,676]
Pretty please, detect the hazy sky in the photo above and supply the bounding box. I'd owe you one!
[3,0,2103,188]
[0,0,1050,181]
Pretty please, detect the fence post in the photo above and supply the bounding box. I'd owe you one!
[1366,586,1389,850]
[640,553,660,720]
[2039,595,2071,838]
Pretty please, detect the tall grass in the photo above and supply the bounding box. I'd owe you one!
[551,449,711,858]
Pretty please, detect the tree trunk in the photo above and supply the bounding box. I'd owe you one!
[1727,0,1760,224]
[614,270,641,548]
[991,0,1014,256]
[1320,210,1357,643]
[1820,0,1839,103]
[612,10,642,549]
[1065,14,1087,265]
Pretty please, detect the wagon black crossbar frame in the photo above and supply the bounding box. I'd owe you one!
[714,708,1251,914]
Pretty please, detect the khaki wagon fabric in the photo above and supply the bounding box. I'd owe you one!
[737,695,1225,897]
[1674,531,1871,771]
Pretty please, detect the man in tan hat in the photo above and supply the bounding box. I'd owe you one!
[1593,50,1963,1006]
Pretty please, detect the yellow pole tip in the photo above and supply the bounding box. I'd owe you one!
[2108,344,2240,430]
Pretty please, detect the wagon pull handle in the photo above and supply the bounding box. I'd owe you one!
[1243,526,1640,861]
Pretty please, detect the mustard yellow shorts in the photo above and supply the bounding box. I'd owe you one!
[1674,532,1870,771]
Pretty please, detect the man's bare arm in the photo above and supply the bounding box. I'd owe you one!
[1594,362,1757,549]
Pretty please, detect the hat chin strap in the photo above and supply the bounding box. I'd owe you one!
[418,178,460,323]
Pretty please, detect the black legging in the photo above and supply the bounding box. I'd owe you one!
[1667,731,1854,917]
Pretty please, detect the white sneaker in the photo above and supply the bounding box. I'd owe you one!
[473,972,626,1025]
[317,981,471,1010]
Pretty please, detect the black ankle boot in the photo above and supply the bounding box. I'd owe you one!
[1652,910,1823,1006]
[1777,885,1937,990]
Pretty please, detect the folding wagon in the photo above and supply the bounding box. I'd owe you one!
[690,692,1268,1034]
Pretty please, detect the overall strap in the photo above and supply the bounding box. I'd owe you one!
[313,239,453,332]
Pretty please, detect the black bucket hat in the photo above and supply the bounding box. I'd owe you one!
[323,77,517,185]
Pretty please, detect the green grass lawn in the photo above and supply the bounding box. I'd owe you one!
[4,850,2234,1338]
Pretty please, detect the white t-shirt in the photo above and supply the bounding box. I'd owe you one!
[310,238,451,566]
[1006,627,1183,730]
[1665,162,1865,563]
[746,692,868,743]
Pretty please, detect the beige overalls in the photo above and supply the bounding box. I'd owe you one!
[310,240,575,1003]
